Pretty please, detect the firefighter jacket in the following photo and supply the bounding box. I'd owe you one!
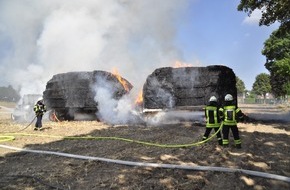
[222,105,243,126]
[205,105,222,128]
[34,102,47,116]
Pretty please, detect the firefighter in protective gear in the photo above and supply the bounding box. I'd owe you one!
[33,98,46,130]
[202,96,223,145]
[221,94,244,148]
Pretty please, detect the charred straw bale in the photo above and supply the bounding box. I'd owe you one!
[43,70,132,120]
[143,65,237,109]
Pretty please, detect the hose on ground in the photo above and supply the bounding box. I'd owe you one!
[0,135,15,142]
[0,122,223,147]
[17,116,37,132]
[0,144,289,183]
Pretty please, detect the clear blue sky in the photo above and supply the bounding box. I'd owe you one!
[0,0,278,92]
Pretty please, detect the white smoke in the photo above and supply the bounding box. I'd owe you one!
[0,0,192,124]
[144,110,205,126]
[0,0,189,97]
[93,76,142,124]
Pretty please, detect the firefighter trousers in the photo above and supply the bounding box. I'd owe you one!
[222,124,241,146]
[203,127,221,139]
[35,115,43,128]
[203,127,222,145]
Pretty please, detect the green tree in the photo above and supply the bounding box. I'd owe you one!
[262,29,290,98]
[269,72,289,98]
[238,0,290,98]
[236,76,246,96]
[237,0,290,32]
[252,73,271,103]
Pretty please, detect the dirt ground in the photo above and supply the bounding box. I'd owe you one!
[0,103,289,190]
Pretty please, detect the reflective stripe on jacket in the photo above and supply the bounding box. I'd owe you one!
[223,105,241,125]
[34,103,46,115]
[205,105,221,128]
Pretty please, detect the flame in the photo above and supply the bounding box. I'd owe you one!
[173,61,193,68]
[112,68,130,92]
[135,90,143,105]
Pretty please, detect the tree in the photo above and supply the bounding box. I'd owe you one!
[236,76,246,96]
[269,72,289,98]
[0,85,20,102]
[262,29,290,98]
[237,0,290,32]
[238,0,290,98]
[252,73,271,103]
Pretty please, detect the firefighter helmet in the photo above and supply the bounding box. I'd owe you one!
[209,96,217,102]
[225,94,233,101]
[37,97,43,103]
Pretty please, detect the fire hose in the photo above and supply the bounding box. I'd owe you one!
[0,122,223,147]
[0,143,289,183]
[12,110,58,133]
[0,111,50,141]
[17,116,37,132]
[1,122,290,183]
[0,116,37,142]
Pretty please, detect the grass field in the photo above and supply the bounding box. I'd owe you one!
[0,102,289,190]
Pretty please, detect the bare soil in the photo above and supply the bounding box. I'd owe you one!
[0,103,289,190]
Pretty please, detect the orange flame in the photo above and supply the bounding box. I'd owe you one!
[173,61,193,68]
[135,90,143,105]
[112,68,130,92]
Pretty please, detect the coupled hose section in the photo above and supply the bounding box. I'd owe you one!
[0,123,224,148]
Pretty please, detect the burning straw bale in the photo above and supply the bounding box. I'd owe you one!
[143,65,237,110]
[43,70,132,121]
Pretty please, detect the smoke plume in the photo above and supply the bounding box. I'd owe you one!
[0,0,195,124]
[0,0,189,97]
[93,75,142,124]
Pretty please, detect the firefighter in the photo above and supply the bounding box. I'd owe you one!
[221,94,244,148]
[202,96,223,145]
[33,98,46,130]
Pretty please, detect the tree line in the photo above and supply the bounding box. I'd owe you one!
[237,0,290,99]
[0,85,20,102]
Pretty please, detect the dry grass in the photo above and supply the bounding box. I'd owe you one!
[0,101,16,108]
[0,103,289,190]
